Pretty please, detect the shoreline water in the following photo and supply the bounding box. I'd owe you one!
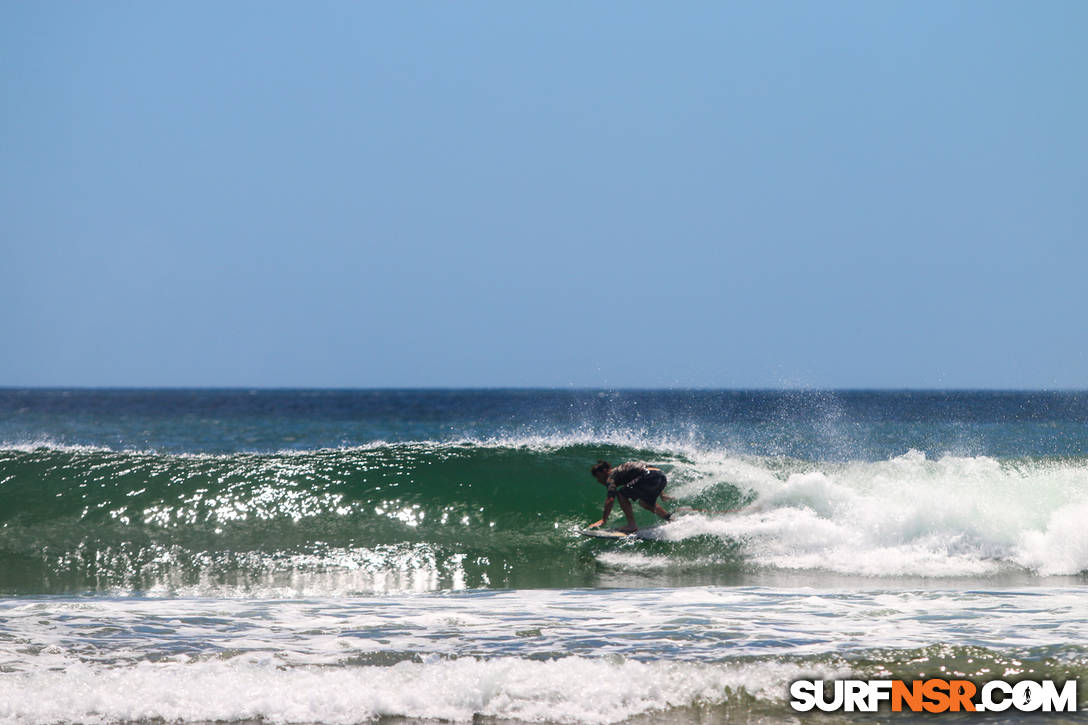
[3,586,1087,723]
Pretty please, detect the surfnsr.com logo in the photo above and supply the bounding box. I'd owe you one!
[790,679,1078,713]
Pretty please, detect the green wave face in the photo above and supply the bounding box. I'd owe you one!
[0,443,750,594]
[5,442,1086,595]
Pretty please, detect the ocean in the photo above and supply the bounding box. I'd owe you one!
[1,389,1086,723]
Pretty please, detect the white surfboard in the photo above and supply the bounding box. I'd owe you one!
[578,524,666,540]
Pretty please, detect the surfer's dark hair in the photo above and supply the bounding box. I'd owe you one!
[590,460,611,477]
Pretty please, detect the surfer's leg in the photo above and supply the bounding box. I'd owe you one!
[637,498,671,521]
[616,494,638,532]
[639,472,670,520]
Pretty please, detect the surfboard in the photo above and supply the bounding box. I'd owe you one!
[577,508,696,540]
[578,525,664,540]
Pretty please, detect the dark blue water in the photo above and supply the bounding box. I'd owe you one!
[4,389,1088,458]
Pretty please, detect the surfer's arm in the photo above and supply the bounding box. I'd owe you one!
[589,495,616,528]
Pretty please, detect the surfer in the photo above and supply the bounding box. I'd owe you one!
[587,460,672,533]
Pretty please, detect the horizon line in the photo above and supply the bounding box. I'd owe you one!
[2,386,1086,394]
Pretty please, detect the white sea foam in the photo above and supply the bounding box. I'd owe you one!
[3,587,1086,724]
[0,655,832,725]
[4,588,1085,671]
[660,450,1088,577]
[1014,500,1088,576]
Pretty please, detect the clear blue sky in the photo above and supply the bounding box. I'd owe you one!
[3,1,1085,388]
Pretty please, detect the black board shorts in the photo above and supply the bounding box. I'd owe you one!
[616,470,667,507]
